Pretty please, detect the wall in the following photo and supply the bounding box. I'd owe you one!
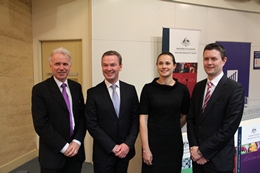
[171,0,260,13]
[0,0,36,172]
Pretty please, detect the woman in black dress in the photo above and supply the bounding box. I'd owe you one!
[139,52,190,173]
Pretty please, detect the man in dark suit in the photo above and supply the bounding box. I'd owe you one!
[187,43,244,173]
[85,50,139,173]
[32,47,86,173]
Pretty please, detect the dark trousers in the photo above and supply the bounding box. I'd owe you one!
[192,162,233,173]
[41,156,82,173]
[93,158,129,173]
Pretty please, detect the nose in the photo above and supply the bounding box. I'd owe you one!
[207,59,213,64]
[58,64,65,70]
[162,63,166,68]
[107,65,112,70]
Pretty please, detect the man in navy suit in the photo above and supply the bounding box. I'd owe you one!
[187,43,244,173]
[85,50,139,173]
[32,47,86,173]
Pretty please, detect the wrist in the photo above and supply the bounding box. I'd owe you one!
[142,149,150,153]
[197,149,202,156]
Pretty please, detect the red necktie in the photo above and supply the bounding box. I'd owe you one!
[202,82,213,113]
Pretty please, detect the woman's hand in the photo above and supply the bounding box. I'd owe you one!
[143,149,153,165]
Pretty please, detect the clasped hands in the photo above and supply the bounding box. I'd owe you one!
[112,143,130,158]
[190,146,208,165]
[64,141,80,157]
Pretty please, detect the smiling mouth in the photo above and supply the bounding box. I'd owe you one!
[106,73,114,76]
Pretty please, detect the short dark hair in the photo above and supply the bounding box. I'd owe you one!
[204,43,226,60]
[102,50,122,65]
[156,52,176,64]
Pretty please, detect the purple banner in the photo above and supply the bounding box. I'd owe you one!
[216,42,250,97]
[241,149,260,173]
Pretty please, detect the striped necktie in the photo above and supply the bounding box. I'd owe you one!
[202,82,213,113]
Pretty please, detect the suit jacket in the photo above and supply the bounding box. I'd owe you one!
[31,76,86,169]
[187,75,244,172]
[85,80,139,164]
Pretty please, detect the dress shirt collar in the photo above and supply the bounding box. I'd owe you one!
[104,79,120,89]
[53,76,69,88]
[208,71,224,87]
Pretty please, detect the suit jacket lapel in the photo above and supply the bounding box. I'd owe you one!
[47,77,68,111]
[118,81,125,119]
[68,80,78,116]
[99,81,118,118]
[197,80,207,122]
[200,76,227,121]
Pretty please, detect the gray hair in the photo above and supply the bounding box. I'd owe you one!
[48,47,72,65]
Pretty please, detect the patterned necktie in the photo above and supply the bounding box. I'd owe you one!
[111,84,120,117]
[61,83,74,136]
[202,82,213,113]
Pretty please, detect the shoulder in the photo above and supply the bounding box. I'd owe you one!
[119,81,138,93]
[177,82,190,95]
[194,78,207,88]
[141,81,153,90]
[87,81,106,93]
[119,80,135,88]
[221,76,243,89]
[140,82,155,96]
[226,77,242,86]
[175,80,187,89]
[32,77,53,90]
[68,79,82,88]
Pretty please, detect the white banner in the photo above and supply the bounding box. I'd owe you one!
[169,28,201,62]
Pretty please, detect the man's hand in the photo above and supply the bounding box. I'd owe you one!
[64,141,80,157]
[196,156,208,165]
[113,143,130,158]
[190,146,202,161]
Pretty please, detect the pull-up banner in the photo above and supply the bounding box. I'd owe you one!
[216,41,250,98]
[162,27,201,95]
[162,27,201,62]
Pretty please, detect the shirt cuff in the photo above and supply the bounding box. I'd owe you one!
[73,139,81,146]
[60,143,69,153]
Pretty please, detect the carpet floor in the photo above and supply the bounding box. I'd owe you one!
[9,157,93,173]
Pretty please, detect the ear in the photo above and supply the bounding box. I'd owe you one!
[119,64,122,71]
[222,57,227,66]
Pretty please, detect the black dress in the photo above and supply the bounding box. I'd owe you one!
[140,78,190,173]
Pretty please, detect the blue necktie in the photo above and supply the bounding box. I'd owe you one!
[61,83,74,136]
[111,84,120,117]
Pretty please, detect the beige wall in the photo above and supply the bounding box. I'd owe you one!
[0,0,37,172]
[171,0,260,13]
